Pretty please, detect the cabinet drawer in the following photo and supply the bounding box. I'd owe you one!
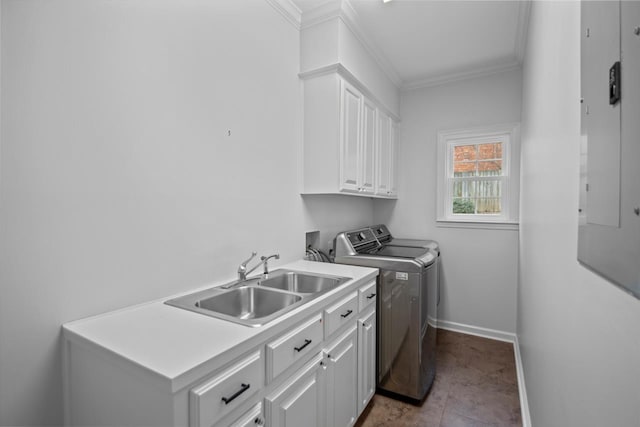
[324,291,358,337]
[266,313,323,382]
[190,350,264,427]
[214,402,264,427]
[358,280,377,311]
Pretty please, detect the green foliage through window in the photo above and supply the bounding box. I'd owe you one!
[453,199,475,214]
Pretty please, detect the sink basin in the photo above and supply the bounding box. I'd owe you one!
[165,269,351,327]
[259,270,347,294]
[196,287,302,320]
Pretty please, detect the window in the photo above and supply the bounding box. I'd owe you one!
[437,124,520,228]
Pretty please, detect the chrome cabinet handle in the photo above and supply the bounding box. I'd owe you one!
[221,383,250,405]
[341,309,353,318]
[294,339,312,352]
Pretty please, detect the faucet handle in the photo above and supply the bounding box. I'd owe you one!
[237,251,258,281]
[240,251,257,268]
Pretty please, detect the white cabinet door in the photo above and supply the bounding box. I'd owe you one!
[266,353,326,427]
[340,80,362,192]
[388,120,398,197]
[376,113,392,196]
[375,112,398,198]
[357,308,376,413]
[324,325,358,427]
[360,97,377,194]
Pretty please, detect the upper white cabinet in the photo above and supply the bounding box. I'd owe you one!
[375,112,398,197]
[376,112,391,196]
[389,120,398,196]
[340,81,364,192]
[301,68,399,199]
[359,95,377,194]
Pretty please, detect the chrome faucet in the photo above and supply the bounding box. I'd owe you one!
[257,254,280,279]
[236,252,280,281]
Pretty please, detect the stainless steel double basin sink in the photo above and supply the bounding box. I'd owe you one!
[165,270,350,327]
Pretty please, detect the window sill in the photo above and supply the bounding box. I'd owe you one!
[436,220,519,231]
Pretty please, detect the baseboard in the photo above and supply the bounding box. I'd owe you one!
[437,319,516,343]
[437,319,532,427]
[513,334,532,427]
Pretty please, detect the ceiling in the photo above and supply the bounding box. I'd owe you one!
[291,0,530,90]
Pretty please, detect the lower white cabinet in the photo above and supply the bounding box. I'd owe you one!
[266,353,326,427]
[190,350,264,427]
[324,325,358,427]
[357,307,376,413]
[266,313,323,382]
[323,291,358,337]
[214,402,264,427]
[63,274,378,427]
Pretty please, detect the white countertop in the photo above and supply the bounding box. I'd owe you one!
[63,260,378,392]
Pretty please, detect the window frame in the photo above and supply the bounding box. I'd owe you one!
[436,124,520,228]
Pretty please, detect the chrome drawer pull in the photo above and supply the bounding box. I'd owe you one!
[221,383,250,405]
[341,309,353,318]
[294,339,312,352]
[366,293,376,299]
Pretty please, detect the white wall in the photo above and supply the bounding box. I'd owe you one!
[302,194,373,253]
[0,1,373,425]
[374,68,522,334]
[519,2,640,426]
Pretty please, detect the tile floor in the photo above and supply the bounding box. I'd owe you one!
[355,329,522,427]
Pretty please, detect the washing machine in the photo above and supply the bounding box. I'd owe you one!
[334,227,439,402]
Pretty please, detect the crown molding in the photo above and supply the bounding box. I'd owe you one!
[340,0,403,88]
[401,60,521,92]
[300,0,403,89]
[300,0,342,28]
[264,0,302,30]
[515,0,531,63]
[298,62,345,80]
[402,1,529,91]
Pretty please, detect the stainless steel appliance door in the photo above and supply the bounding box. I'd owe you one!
[377,269,423,399]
